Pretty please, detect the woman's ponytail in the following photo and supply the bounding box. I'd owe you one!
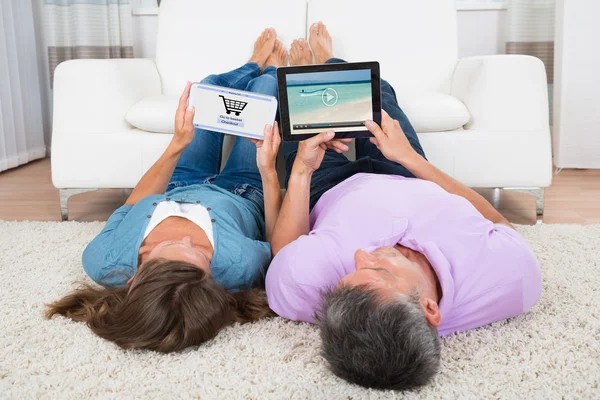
[230,288,276,323]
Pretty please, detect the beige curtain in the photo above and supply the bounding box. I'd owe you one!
[44,0,135,87]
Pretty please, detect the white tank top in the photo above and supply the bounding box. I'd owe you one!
[143,201,215,247]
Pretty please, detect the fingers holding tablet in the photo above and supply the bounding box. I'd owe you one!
[254,122,281,173]
[324,137,351,153]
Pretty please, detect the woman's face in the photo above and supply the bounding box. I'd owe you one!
[147,236,211,275]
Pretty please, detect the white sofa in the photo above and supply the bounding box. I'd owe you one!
[51,0,552,221]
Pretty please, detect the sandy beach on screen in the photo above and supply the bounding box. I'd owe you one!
[291,98,372,124]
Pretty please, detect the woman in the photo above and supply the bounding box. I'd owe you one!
[46,29,287,353]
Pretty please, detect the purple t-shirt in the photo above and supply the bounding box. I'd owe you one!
[266,173,541,336]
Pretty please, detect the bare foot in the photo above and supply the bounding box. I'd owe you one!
[265,40,288,68]
[309,22,333,64]
[249,28,276,68]
[289,39,313,65]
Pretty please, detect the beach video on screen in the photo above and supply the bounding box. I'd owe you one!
[286,69,373,135]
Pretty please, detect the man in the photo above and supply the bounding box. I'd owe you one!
[266,22,542,391]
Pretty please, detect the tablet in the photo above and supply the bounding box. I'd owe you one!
[277,61,381,141]
[188,83,278,140]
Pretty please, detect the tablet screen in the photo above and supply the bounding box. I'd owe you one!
[189,83,278,140]
[286,69,373,136]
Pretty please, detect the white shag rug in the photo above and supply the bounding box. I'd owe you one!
[0,221,599,399]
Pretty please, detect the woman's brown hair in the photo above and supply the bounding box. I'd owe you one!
[45,258,275,353]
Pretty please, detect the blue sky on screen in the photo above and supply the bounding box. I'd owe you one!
[286,69,370,86]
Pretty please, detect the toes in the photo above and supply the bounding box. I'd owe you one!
[310,22,319,35]
[257,29,268,44]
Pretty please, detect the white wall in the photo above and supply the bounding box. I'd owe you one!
[457,10,507,57]
[553,0,600,168]
[132,10,508,60]
[132,15,159,58]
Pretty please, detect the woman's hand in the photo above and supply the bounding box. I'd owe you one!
[172,81,196,152]
[364,110,420,165]
[248,122,281,175]
[293,131,351,175]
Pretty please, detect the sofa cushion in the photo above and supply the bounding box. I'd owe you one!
[126,95,178,133]
[399,93,470,133]
[127,93,470,135]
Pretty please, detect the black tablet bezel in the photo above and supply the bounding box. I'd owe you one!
[277,61,382,142]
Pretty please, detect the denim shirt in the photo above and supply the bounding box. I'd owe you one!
[82,184,271,291]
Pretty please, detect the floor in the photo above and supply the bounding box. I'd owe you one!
[0,158,599,224]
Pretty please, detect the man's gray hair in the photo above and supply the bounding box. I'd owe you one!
[315,285,441,391]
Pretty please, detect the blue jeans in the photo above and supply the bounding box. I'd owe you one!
[282,58,427,209]
[167,63,278,211]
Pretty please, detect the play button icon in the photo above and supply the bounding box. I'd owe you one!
[321,88,338,107]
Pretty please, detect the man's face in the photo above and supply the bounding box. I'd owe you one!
[340,246,442,328]
[340,246,428,299]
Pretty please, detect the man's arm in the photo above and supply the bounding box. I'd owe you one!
[261,170,282,243]
[270,132,351,256]
[248,123,284,243]
[365,111,513,229]
[271,165,312,255]
[125,82,195,205]
[403,156,513,228]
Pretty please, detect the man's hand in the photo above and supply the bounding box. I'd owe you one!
[364,110,421,165]
[172,81,196,152]
[248,122,281,176]
[293,131,351,175]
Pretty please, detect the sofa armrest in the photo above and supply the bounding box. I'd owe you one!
[451,55,549,131]
[52,59,161,135]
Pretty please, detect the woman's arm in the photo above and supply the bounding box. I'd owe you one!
[250,123,283,242]
[125,83,196,205]
[365,111,513,228]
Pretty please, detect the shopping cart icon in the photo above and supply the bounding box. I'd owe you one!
[219,95,248,116]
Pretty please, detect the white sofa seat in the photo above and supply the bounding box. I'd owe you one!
[51,0,552,221]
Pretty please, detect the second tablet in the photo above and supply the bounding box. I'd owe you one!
[277,61,382,141]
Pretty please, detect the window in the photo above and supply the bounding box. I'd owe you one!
[131,0,160,16]
[456,0,507,11]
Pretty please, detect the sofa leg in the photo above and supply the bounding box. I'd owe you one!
[505,188,545,224]
[59,189,98,221]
